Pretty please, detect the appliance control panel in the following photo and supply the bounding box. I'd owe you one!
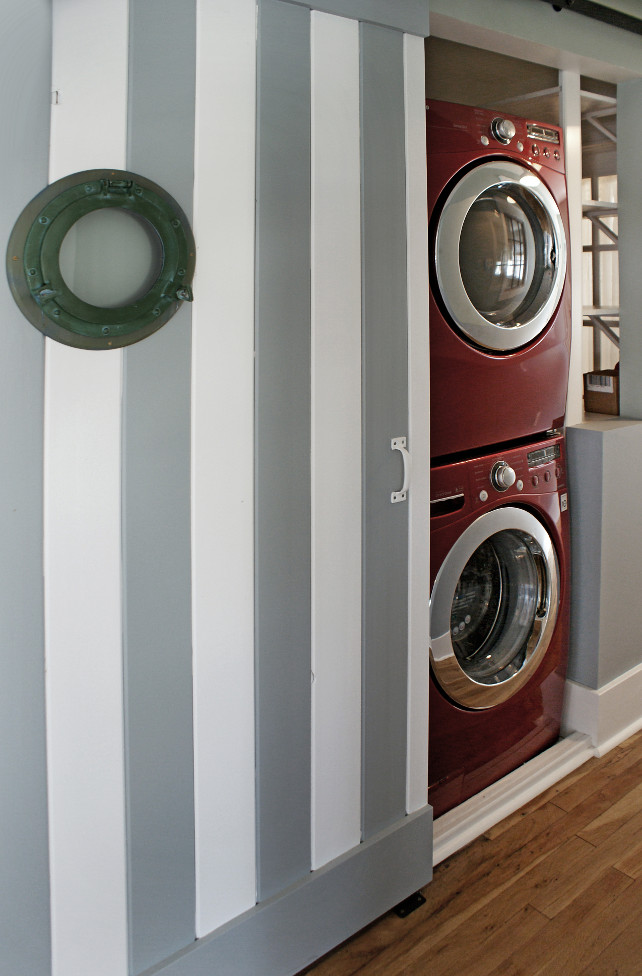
[426,99,565,172]
[430,436,567,518]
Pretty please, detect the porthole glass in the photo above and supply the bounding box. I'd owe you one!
[58,209,164,309]
[6,169,195,350]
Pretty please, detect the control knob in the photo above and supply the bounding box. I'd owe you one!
[491,461,517,492]
[491,117,516,145]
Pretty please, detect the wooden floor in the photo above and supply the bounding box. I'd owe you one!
[300,729,642,976]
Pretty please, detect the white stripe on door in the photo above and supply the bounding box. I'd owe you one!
[45,1,129,973]
[191,0,258,936]
[404,31,431,816]
[310,10,363,870]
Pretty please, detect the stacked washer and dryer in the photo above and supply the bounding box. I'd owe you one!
[426,99,573,818]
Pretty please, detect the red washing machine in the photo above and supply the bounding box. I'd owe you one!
[427,99,571,461]
[428,433,570,819]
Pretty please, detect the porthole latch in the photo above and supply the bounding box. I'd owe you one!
[106,179,134,194]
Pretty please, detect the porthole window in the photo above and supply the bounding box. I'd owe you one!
[6,169,195,350]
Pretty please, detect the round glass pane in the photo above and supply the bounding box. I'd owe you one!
[459,184,557,328]
[450,529,544,684]
[58,208,163,309]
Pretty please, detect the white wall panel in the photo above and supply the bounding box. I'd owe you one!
[310,10,363,870]
[560,69,584,427]
[404,32,431,815]
[191,0,257,935]
[45,1,128,973]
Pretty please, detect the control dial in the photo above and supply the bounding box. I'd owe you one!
[491,461,517,492]
[491,117,516,145]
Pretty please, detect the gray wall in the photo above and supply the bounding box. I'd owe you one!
[567,420,642,689]
[0,4,52,974]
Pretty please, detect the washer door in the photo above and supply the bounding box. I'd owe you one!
[430,507,560,710]
[434,160,567,352]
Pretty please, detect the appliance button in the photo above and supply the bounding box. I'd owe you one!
[479,489,489,502]
[516,140,524,152]
[554,150,560,160]
[544,470,552,482]
[543,147,550,158]
[532,144,540,155]
[516,479,524,492]
[481,135,489,146]
[532,475,539,487]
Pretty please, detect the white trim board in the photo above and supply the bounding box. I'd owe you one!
[433,732,593,866]
[562,662,642,757]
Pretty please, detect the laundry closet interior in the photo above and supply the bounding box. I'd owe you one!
[421,19,642,866]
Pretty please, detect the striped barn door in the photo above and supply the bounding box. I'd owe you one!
[3,2,430,974]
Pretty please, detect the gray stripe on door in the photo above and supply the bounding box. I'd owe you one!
[123,1,197,972]
[0,4,52,973]
[360,22,410,840]
[255,0,313,902]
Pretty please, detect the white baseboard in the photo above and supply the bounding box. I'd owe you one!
[432,732,593,866]
[562,662,642,756]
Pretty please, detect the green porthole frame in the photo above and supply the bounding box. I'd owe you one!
[6,169,195,350]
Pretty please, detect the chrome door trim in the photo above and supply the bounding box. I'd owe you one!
[434,160,567,351]
[430,506,560,709]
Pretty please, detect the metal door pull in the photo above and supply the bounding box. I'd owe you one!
[391,436,411,503]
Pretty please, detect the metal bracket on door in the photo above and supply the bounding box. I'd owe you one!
[391,436,411,504]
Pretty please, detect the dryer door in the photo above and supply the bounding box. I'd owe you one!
[430,507,560,709]
[434,160,567,352]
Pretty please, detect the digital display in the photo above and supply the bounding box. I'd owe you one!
[527,444,561,467]
[526,123,560,145]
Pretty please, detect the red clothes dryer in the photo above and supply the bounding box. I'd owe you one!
[428,433,570,819]
[427,99,571,461]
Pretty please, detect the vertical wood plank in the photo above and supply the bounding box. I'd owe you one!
[255,0,312,900]
[310,10,363,870]
[360,22,410,840]
[192,0,257,935]
[559,69,584,427]
[45,1,129,974]
[123,1,197,971]
[404,31,431,815]
[618,77,642,420]
[1,3,51,973]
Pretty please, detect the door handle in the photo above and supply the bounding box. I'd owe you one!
[391,436,411,504]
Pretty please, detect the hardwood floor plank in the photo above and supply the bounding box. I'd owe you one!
[527,808,642,919]
[576,882,642,975]
[483,793,567,842]
[482,866,634,976]
[546,747,642,813]
[532,873,642,976]
[514,834,598,919]
[578,777,642,848]
[398,904,549,976]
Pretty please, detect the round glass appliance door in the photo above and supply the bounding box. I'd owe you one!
[430,507,560,709]
[434,160,567,352]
